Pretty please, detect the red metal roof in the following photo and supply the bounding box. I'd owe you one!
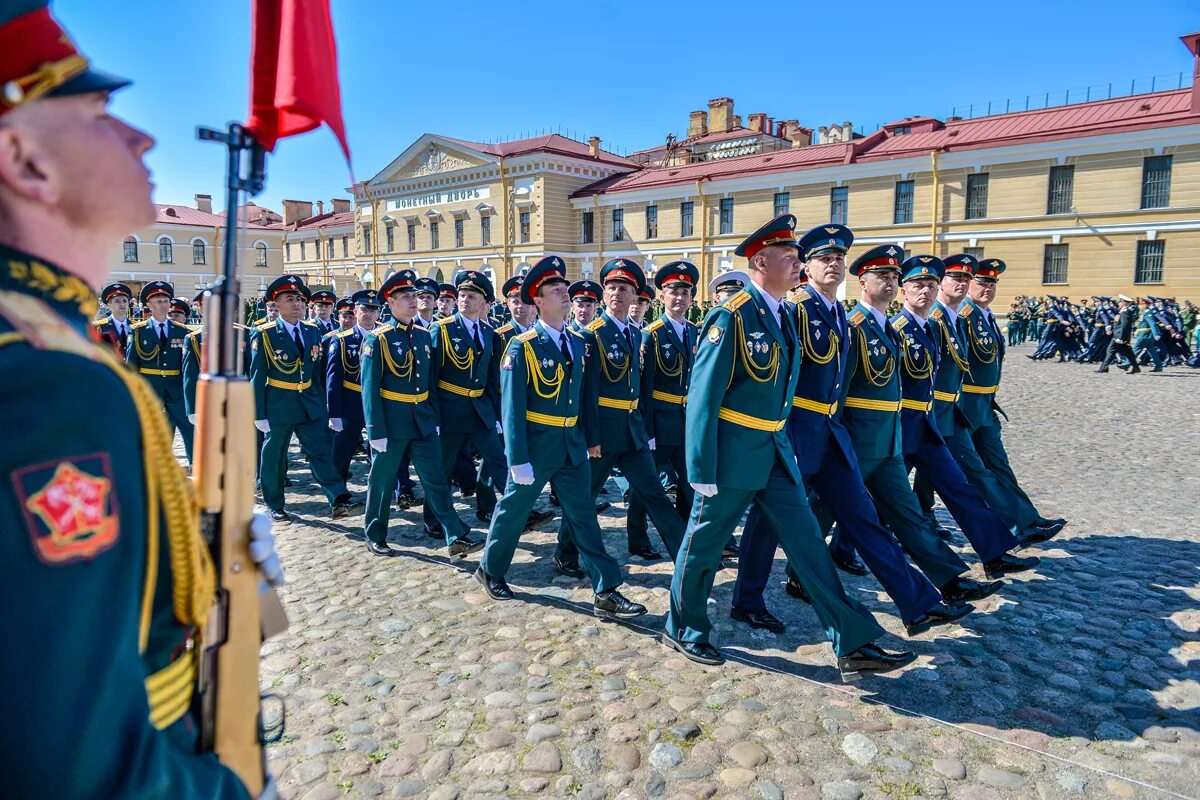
[291,210,356,231]
[437,133,637,168]
[575,89,1199,198]
[629,126,788,158]
[156,202,281,229]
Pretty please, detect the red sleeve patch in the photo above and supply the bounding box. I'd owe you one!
[12,453,120,565]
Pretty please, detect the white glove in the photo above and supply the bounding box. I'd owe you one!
[255,419,270,434]
[647,437,657,451]
[249,511,285,587]
[690,483,718,498]
[258,774,279,800]
[187,414,197,425]
[328,417,344,432]
[436,426,440,435]
[510,463,535,485]
[495,421,503,435]
[370,438,388,453]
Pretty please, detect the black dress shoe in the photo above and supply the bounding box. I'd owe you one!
[1095,368,1109,373]
[395,491,417,509]
[523,508,554,531]
[1036,516,1068,528]
[838,644,917,682]
[448,533,484,560]
[366,541,396,557]
[722,542,741,560]
[661,633,725,665]
[269,509,292,523]
[730,607,786,633]
[331,498,362,519]
[595,501,611,514]
[984,553,1040,578]
[424,524,444,540]
[629,547,662,561]
[593,589,647,620]
[1020,521,1064,546]
[554,559,586,579]
[940,576,1003,603]
[459,486,476,499]
[784,577,811,604]
[905,601,973,635]
[476,509,492,523]
[474,566,513,600]
[833,553,869,576]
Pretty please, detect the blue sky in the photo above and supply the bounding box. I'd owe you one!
[62,0,1198,213]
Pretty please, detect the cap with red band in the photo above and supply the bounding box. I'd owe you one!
[380,269,418,298]
[848,245,903,277]
[942,254,977,276]
[735,214,801,261]
[520,256,569,305]
[265,274,312,301]
[654,260,699,292]
[569,279,600,301]
[600,258,646,294]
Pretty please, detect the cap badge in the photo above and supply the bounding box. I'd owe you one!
[824,227,838,235]
[886,247,898,256]
[919,257,932,264]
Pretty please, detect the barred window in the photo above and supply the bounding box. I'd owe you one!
[719,198,734,234]
[829,187,848,226]
[963,246,985,261]
[680,202,694,237]
[1042,244,1068,284]
[1140,156,1172,209]
[1134,240,1164,284]
[123,237,138,263]
[192,239,204,266]
[255,242,268,267]
[965,173,989,219]
[773,192,790,218]
[893,180,914,224]
[454,218,464,248]
[363,230,371,252]
[646,205,658,239]
[285,241,292,261]
[611,208,624,241]
[326,238,335,259]
[386,225,395,252]
[519,212,530,244]
[1047,165,1074,215]
[481,216,491,246]
[158,238,173,264]
[300,240,307,260]
[341,235,349,257]
[430,222,439,249]
[407,222,416,251]
[581,211,594,243]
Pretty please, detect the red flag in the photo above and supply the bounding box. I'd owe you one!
[245,0,351,166]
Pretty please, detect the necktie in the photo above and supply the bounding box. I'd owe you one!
[835,302,846,338]
[681,324,692,364]
[623,326,634,353]
[472,322,484,354]
[157,323,167,345]
[293,326,305,361]
[560,333,573,365]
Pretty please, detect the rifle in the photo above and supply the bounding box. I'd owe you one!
[193,122,289,795]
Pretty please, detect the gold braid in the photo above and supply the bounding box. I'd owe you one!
[796,301,838,365]
[934,316,971,371]
[732,310,780,384]
[966,317,998,364]
[438,322,475,372]
[261,330,301,375]
[899,332,934,380]
[380,328,414,378]
[132,325,162,361]
[650,330,683,378]
[522,339,564,398]
[596,335,632,383]
[855,325,896,387]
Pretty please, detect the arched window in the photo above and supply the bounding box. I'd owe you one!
[255,241,268,267]
[192,239,206,265]
[158,236,173,264]
[122,236,138,263]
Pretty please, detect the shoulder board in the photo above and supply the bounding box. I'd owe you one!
[251,316,267,326]
[0,292,94,358]
[891,315,908,331]
[93,317,111,327]
[334,328,355,339]
[585,318,606,332]
[566,328,585,339]
[132,319,150,329]
[185,329,201,340]
[848,311,866,328]
[930,308,943,320]
[495,323,513,335]
[960,304,975,317]
[724,290,751,311]
[644,318,665,333]
[372,324,395,336]
[301,320,319,328]
[256,321,275,332]
[187,324,201,332]
[516,329,539,342]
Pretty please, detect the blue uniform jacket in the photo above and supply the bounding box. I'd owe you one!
[787,285,855,475]
[326,327,366,424]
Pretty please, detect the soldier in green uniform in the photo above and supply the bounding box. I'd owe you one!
[494,274,537,342]
[1131,296,1164,371]
[0,2,281,794]
[360,269,482,558]
[476,256,647,620]
[435,282,457,319]
[127,280,195,463]
[569,278,600,329]
[251,274,359,522]
[958,260,1067,539]
[664,215,913,678]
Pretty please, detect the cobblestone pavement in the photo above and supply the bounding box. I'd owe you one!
[253,347,1200,800]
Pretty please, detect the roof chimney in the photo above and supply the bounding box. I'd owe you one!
[194,193,212,214]
[588,136,601,157]
[688,110,708,138]
[1182,32,1200,113]
[317,200,325,215]
[707,97,734,133]
[282,199,314,226]
[748,113,768,133]
[331,198,351,214]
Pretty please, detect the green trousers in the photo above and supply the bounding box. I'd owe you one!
[665,464,884,657]
[365,432,466,546]
[260,418,347,512]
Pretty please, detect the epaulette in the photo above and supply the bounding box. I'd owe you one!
[372,324,395,336]
[585,318,606,332]
[301,320,319,328]
[251,316,267,326]
[724,290,751,311]
[333,328,355,339]
[891,315,909,331]
[960,304,975,318]
[495,323,513,335]
[644,318,665,333]
[566,327,585,339]
[255,321,275,332]
[93,317,111,327]
[132,319,150,329]
[848,310,866,328]
[185,329,201,340]
[516,329,538,342]
[930,308,943,320]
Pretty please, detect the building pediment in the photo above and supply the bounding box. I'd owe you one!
[370,136,493,187]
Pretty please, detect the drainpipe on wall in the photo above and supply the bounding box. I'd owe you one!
[370,195,379,289]
[595,195,603,265]
[696,179,709,296]
[929,150,940,253]
[498,156,511,281]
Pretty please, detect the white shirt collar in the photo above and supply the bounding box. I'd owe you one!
[665,314,687,341]
[607,312,630,334]
[859,300,889,332]
[281,318,301,338]
[537,320,569,350]
[750,279,783,324]
[941,300,959,325]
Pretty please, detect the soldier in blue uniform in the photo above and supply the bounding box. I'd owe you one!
[308,289,337,334]
[569,279,601,329]
[360,270,481,558]
[421,270,509,532]
[476,257,648,621]
[735,232,982,640]
[557,258,686,567]
[94,281,133,355]
[891,255,1038,577]
[127,280,195,463]
[251,274,359,522]
[959,260,1067,540]
[326,289,381,481]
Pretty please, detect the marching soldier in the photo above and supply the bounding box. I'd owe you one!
[94,281,133,355]
[168,297,191,325]
[569,279,601,329]
[710,270,749,304]
[1097,294,1139,373]
[1131,296,1164,371]
[958,260,1067,538]
[0,2,274,794]
[334,295,356,331]
[558,258,686,569]
[308,289,338,334]
[327,288,381,481]
[476,256,648,621]
[495,275,537,341]
[360,269,482,558]
[414,276,439,328]
[127,280,195,463]
[664,215,914,678]
[631,284,653,328]
[435,282,457,319]
[421,270,509,531]
[250,274,360,522]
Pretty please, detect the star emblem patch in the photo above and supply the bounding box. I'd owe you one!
[13,455,119,565]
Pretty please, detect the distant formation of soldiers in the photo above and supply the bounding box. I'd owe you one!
[95,214,1085,682]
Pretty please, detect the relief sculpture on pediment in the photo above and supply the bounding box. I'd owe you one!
[399,143,477,178]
